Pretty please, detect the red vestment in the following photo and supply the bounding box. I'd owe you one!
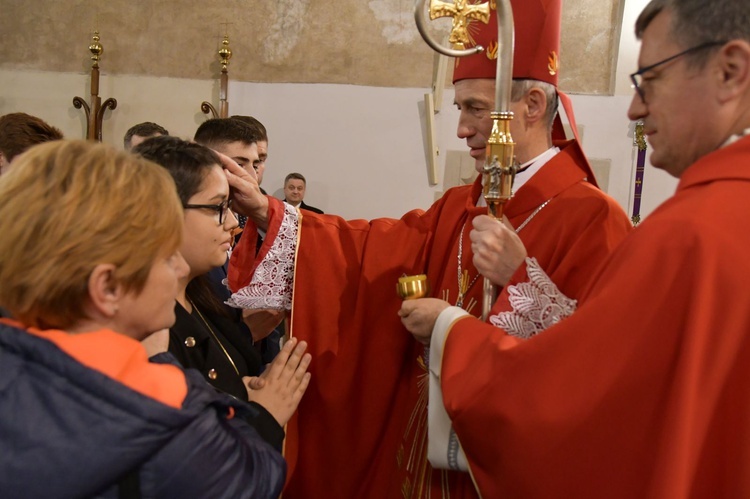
[440,136,750,498]
[228,140,631,498]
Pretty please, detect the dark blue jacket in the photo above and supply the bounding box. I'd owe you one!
[0,323,286,498]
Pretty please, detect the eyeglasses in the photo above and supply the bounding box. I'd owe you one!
[630,41,726,103]
[183,198,234,225]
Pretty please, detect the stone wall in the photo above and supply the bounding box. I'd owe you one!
[1,0,623,94]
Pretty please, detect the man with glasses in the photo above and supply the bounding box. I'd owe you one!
[397,0,750,496]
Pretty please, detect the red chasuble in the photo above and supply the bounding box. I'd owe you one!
[440,136,750,498]
[228,140,631,498]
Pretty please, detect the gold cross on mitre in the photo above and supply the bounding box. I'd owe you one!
[429,0,491,49]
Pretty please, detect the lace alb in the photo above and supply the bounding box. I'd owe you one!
[226,203,298,310]
[489,257,577,339]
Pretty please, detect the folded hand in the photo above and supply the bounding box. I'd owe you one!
[245,337,311,426]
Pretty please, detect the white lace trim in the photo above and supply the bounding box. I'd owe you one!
[489,257,577,339]
[226,203,298,310]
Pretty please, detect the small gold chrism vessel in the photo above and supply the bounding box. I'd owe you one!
[397,274,430,300]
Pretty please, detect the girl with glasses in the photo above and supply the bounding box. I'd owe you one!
[133,135,310,439]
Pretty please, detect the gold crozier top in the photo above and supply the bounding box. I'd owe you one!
[428,0,491,49]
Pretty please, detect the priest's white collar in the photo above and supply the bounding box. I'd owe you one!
[722,128,750,148]
[513,146,560,191]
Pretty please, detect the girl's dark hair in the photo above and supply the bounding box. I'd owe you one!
[133,135,230,317]
[133,135,220,205]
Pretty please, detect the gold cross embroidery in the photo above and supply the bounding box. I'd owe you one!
[429,0,491,49]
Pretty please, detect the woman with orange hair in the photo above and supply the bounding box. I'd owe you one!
[0,140,310,498]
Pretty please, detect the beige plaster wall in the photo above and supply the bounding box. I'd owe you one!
[1,0,622,94]
[1,67,675,222]
[1,0,677,222]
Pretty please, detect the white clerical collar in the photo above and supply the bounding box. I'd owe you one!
[512,146,560,192]
[475,146,560,208]
[722,128,750,148]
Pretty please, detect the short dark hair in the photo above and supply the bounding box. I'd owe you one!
[132,135,220,205]
[284,172,306,185]
[123,122,169,150]
[193,118,264,149]
[636,0,750,66]
[0,113,63,162]
[230,115,268,142]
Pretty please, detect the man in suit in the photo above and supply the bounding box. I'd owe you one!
[283,172,323,214]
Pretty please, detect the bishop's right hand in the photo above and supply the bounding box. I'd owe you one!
[215,150,270,231]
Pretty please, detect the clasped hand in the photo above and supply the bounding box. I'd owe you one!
[243,337,312,427]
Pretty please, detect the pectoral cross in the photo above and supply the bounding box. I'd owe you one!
[452,271,479,314]
[429,0,491,49]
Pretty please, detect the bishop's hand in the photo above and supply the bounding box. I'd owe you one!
[470,214,527,287]
[399,298,450,345]
[215,150,270,231]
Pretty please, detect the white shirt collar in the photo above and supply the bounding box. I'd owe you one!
[722,128,750,148]
[512,146,560,192]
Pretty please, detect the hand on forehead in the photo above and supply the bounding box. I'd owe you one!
[214,149,258,184]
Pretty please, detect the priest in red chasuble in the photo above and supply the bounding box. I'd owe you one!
[226,0,630,497]
[400,0,750,497]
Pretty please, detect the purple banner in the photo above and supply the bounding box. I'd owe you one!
[632,122,647,226]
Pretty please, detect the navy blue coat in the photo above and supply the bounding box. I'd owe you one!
[0,323,286,498]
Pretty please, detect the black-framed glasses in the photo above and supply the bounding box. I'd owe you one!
[630,41,726,103]
[183,199,234,224]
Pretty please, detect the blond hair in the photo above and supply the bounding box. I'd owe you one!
[0,140,183,329]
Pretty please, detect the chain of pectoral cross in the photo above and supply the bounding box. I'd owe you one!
[450,220,480,314]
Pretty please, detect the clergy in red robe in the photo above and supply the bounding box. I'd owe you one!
[400,1,750,497]
[226,0,631,497]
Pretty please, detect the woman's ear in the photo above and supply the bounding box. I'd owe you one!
[86,264,122,318]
